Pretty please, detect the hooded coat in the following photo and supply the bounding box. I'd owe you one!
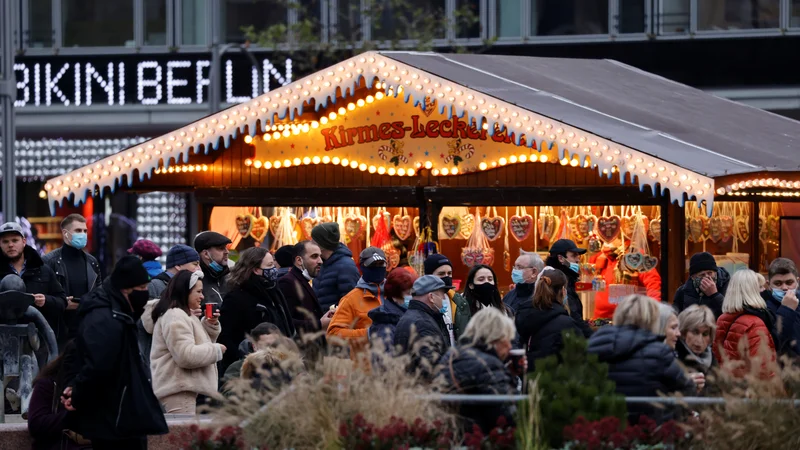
[587,325,695,422]
[673,267,730,319]
[543,256,593,338]
[394,300,450,381]
[515,301,583,371]
[68,279,167,441]
[313,244,361,311]
[367,297,407,351]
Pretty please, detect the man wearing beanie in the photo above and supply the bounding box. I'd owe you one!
[311,223,360,311]
[65,256,167,449]
[274,244,295,279]
[673,252,730,318]
[423,253,467,343]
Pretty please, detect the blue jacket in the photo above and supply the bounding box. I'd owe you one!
[368,298,407,351]
[762,290,800,356]
[313,244,361,311]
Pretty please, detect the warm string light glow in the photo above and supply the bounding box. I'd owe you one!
[716,177,800,195]
[46,51,715,212]
[722,191,800,197]
[153,164,209,174]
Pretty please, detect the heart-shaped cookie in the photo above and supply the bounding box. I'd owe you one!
[461,249,485,267]
[708,217,723,243]
[620,217,635,238]
[540,214,556,241]
[459,214,475,240]
[384,246,400,270]
[482,248,495,266]
[624,251,644,270]
[596,215,622,243]
[509,214,534,242]
[720,216,733,242]
[344,216,363,239]
[393,215,413,241]
[689,217,705,243]
[250,215,269,242]
[641,255,658,272]
[300,216,320,240]
[413,217,420,237]
[573,215,592,241]
[759,216,768,242]
[269,216,281,237]
[441,215,461,239]
[649,219,662,244]
[736,216,750,242]
[588,235,602,253]
[236,214,253,237]
[481,216,505,242]
[768,216,780,241]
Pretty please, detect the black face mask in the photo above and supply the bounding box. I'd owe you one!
[128,289,150,318]
[471,283,497,305]
[440,276,453,288]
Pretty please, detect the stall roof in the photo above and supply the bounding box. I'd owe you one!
[384,52,799,177]
[48,51,800,213]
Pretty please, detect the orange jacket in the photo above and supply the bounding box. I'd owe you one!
[327,282,383,356]
[590,247,661,319]
[714,312,777,380]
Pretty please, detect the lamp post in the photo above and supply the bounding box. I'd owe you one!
[0,0,17,221]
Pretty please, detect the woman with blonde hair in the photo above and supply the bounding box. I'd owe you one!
[588,295,694,423]
[714,269,779,379]
[656,303,681,350]
[676,305,717,383]
[437,307,524,433]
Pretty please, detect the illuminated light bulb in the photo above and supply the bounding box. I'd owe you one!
[273,132,281,140]
[263,134,271,142]
[424,161,433,170]
[359,163,367,171]
[347,103,356,111]
[357,99,365,107]
[509,155,518,164]
[519,154,527,163]
[491,161,497,168]
[341,158,349,167]
[431,169,440,176]
[530,154,540,163]
[499,158,508,166]
[697,190,704,196]
[717,188,726,195]
[323,156,331,164]
[292,128,300,135]
[202,165,208,171]
[482,123,489,130]
[312,156,321,164]
[407,168,416,176]
[388,168,397,176]
[479,162,488,171]
[375,92,384,100]
[628,164,636,170]
[282,129,291,137]
[540,155,548,163]
[440,168,449,176]
[560,158,568,166]
[284,159,292,167]
[451,167,458,175]
[303,157,311,165]
[398,168,406,176]
[311,121,319,129]
[293,158,301,166]
[366,95,375,103]
[274,160,282,169]
[602,169,609,174]
[338,107,347,115]
[320,117,328,125]
[328,112,337,120]
[244,135,253,144]
[263,161,272,169]
[377,166,386,175]
[302,124,310,133]
[368,165,377,173]
[350,161,358,169]
[245,159,253,167]
[332,157,341,165]
[570,159,579,167]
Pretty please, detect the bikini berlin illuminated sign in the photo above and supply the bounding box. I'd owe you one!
[12,54,292,108]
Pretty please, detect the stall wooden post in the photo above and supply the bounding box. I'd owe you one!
[663,200,686,303]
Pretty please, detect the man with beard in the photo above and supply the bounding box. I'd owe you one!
[278,240,331,333]
[193,231,232,307]
[545,239,592,337]
[62,256,167,449]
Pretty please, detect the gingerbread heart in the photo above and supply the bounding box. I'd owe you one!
[596,215,622,243]
[689,217,705,243]
[720,216,733,243]
[300,216,319,240]
[540,214,556,241]
[509,214,534,242]
[250,215,269,242]
[460,214,475,240]
[736,216,750,242]
[235,215,253,237]
[384,246,400,270]
[649,219,662,244]
[269,216,281,237]
[393,215,413,241]
[482,248,495,266]
[708,217,723,243]
[768,216,780,241]
[461,249,485,267]
[344,216,363,239]
[759,216,768,242]
[642,255,658,272]
[620,217,635,238]
[588,235,602,253]
[624,251,644,270]
[481,216,505,242]
[441,215,461,239]
[413,217,420,237]
[573,215,592,241]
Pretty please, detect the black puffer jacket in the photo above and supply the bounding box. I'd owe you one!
[368,299,407,352]
[515,301,582,371]
[502,282,534,315]
[673,267,730,319]
[394,300,450,381]
[69,279,167,441]
[437,344,517,433]
[588,325,695,422]
[543,257,593,338]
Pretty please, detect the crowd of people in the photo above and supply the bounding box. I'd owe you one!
[6,215,798,449]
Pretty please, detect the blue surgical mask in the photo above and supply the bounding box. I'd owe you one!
[511,269,525,285]
[403,295,412,308]
[69,232,87,250]
[773,288,786,302]
[209,260,225,273]
[569,262,580,273]
[439,306,448,315]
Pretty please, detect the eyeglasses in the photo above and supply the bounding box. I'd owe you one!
[513,265,532,270]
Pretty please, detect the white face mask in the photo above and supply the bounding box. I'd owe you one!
[301,261,312,281]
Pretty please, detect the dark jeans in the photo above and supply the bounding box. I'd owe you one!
[91,437,147,450]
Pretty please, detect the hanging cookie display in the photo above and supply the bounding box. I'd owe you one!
[272,207,298,250]
[413,216,420,237]
[481,206,505,242]
[299,208,320,240]
[596,206,622,243]
[621,209,658,274]
[372,208,392,234]
[235,213,253,237]
[371,213,399,270]
[392,207,413,241]
[461,213,494,268]
[555,207,572,240]
[648,210,662,245]
[735,202,750,243]
[250,209,269,244]
[459,208,475,240]
[510,206,534,242]
[439,208,462,240]
[409,227,438,274]
[503,207,511,271]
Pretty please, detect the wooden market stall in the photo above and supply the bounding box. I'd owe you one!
[45,51,800,319]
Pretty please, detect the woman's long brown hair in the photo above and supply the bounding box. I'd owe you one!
[532,268,568,310]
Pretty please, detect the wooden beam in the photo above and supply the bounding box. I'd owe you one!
[194,187,420,207]
[422,186,661,206]
[663,199,686,304]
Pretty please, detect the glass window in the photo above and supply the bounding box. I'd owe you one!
[27,0,53,47]
[372,0,445,42]
[181,0,207,45]
[145,0,167,45]
[792,1,800,27]
[698,0,779,30]
[496,0,521,37]
[656,0,690,34]
[455,0,481,38]
[296,0,322,43]
[62,0,135,47]
[334,0,363,41]
[534,0,608,36]
[618,0,645,33]
[223,0,287,43]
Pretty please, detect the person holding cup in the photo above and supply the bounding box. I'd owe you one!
[150,270,226,414]
[437,307,524,434]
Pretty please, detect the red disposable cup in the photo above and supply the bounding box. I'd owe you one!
[205,303,218,319]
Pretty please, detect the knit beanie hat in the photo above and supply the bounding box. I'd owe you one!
[128,239,163,261]
[111,256,151,290]
[424,254,452,275]
[689,252,717,276]
[166,244,200,268]
[311,223,340,252]
[275,245,295,268]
